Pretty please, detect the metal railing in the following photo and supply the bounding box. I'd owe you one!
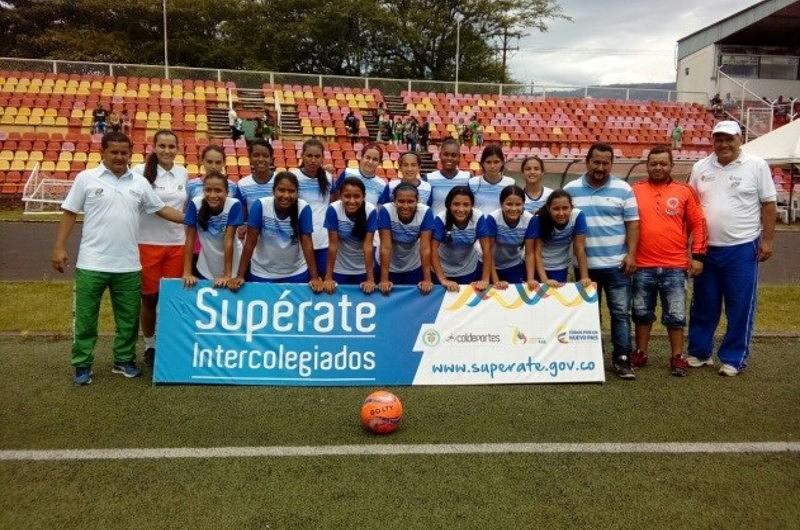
[716,68,775,140]
[0,56,708,103]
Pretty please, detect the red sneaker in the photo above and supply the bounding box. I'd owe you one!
[632,349,649,368]
[671,356,689,377]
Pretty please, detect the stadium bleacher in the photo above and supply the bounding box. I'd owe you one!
[0,69,721,199]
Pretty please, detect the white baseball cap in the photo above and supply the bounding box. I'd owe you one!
[712,120,742,136]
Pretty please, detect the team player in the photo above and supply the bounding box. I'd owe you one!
[520,155,553,214]
[52,131,184,385]
[379,151,432,206]
[229,172,322,292]
[323,177,379,293]
[236,139,275,212]
[524,190,591,288]
[182,171,242,287]
[332,143,387,205]
[290,138,333,276]
[427,138,471,214]
[631,145,708,377]
[376,183,435,294]
[431,186,492,291]
[482,185,533,286]
[687,121,776,377]
[468,144,515,213]
[133,129,187,367]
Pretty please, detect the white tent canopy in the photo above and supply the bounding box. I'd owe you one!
[741,119,800,165]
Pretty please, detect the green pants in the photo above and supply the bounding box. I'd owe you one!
[72,268,142,367]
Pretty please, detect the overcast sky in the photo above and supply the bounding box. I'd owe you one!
[507,0,758,87]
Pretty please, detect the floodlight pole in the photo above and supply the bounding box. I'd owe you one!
[163,0,170,79]
[454,16,462,95]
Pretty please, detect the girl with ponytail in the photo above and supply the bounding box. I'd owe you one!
[182,171,243,289]
[290,138,333,276]
[228,172,322,293]
[133,129,187,366]
[322,177,379,294]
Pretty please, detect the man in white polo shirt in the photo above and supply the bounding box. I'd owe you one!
[687,120,777,377]
[52,131,184,385]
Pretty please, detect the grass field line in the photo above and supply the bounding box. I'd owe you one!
[2,442,799,461]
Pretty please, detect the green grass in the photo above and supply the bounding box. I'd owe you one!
[0,336,799,528]
[2,280,799,334]
[2,454,798,529]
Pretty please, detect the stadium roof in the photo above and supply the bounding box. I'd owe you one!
[677,0,800,60]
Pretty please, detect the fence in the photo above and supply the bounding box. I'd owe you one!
[0,56,708,103]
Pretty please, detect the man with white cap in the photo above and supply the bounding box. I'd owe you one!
[686,120,777,376]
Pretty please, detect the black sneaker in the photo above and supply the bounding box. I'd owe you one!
[144,347,155,367]
[613,355,636,380]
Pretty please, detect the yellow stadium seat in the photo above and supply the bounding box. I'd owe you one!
[313,126,324,136]
[499,133,511,142]
[40,86,53,94]
[347,160,358,169]
[237,156,249,166]
[186,164,199,174]
[17,107,31,116]
[13,151,28,161]
[41,161,56,172]
[195,122,208,132]
[55,161,71,172]
[470,161,481,172]
[87,161,100,169]
[135,111,147,121]
[58,152,73,162]
[28,151,43,162]
[484,125,496,133]
[196,114,207,123]
[70,109,83,118]
[382,160,393,169]
[301,118,311,127]
[302,126,313,135]
[146,120,159,129]
[225,156,237,166]
[41,116,55,126]
[0,116,12,125]
[44,108,57,117]
[82,116,93,127]
[131,154,144,165]
[87,153,101,163]
[28,115,42,125]
[73,152,87,162]
[25,160,39,170]
[158,121,170,129]
[0,159,8,171]
[10,160,25,171]
[324,127,335,136]
[518,106,528,114]
[55,117,68,126]
[185,113,196,123]
[173,155,185,165]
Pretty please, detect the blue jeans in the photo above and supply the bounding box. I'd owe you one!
[632,268,687,328]
[688,240,759,369]
[587,266,632,359]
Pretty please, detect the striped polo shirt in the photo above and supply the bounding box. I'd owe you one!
[563,175,639,269]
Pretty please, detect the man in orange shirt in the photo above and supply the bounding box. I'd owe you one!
[631,146,708,376]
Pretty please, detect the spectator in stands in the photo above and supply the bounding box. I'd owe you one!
[228,107,238,138]
[475,121,484,146]
[774,95,788,119]
[133,130,188,367]
[405,117,419,152]
[392,116,404,145]
[376,110,385,142]
[345,110,360,145]
[92,102,108,134]
[461,122,472,146]
[108,110,121,133]
[723,92,737,111]
[670,121,684,150]
[710,93,723,114]
[384,115,395,144]
[686,121,777,377]
[631,145,707,377]
[563,142,639,380]
[419,117,430,152]
[254,118,266,141]
[51,131,184,386]
[232,117,244,141]
[121,110,131,136]
[469,115,480,146]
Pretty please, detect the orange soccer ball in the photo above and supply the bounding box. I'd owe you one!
[360,390,403,434]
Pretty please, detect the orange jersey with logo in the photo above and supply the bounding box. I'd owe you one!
[632,179,708,268]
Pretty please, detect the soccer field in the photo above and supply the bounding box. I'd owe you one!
[1,336,798,528]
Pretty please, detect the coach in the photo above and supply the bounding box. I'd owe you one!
[686,121,777,377]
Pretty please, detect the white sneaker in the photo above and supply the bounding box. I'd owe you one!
[686,355,714,368]
[719,364,740,377]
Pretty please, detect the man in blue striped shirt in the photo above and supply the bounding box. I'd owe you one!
[564,142,640,379]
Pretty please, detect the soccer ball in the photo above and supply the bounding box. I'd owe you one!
[360,390,403,434]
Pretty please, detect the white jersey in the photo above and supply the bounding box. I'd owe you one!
[336,168,387,206]
[468,175,516,214]
[236,174,274,212]
[133,163,187,246]
[484,209,534,270]
[380,178,432,207]
[247,197,315,279]
[377,203,435,273]
[523,186,553,214]
[324,201,378,275]
[432,209,489,277]
[184,196,243,279]
[426,169,472,214]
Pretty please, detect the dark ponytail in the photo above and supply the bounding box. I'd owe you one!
[272,171,301,243]
[340,177,367,240]
[443,185,474,243]
[143,129,177,186]
[197,171,228,231]
[536,189,573,242]
[300,138,329,196]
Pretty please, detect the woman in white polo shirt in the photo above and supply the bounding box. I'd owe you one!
[133,129,188,367]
